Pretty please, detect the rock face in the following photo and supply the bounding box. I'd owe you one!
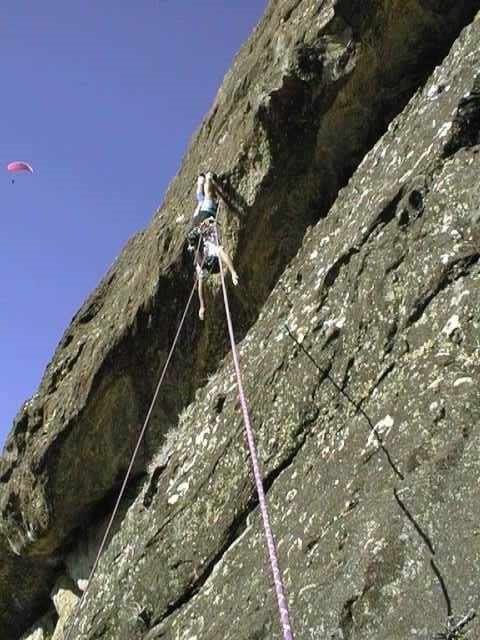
[1,1,480,639]
[50,577,80,640]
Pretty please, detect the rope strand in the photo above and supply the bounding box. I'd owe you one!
[213,202,295,640]
[64,244,203,640]
[64,197,296,640]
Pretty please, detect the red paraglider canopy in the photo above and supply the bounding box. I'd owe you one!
[7,161,34,173]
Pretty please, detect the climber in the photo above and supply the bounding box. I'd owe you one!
[192,171,219,225]
[195,217,238,321]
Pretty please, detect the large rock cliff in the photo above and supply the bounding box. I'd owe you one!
[2,1,480,639]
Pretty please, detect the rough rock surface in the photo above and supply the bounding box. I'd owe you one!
[20,614,55,640]
[58,11,480,639]
[1,0,480,638]
[50,577,79,640]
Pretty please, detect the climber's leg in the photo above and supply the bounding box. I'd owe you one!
[218,246,239,286]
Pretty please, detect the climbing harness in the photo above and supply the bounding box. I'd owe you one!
[189,216,220,277]
[213,202,295,640]
[64,239,205,640]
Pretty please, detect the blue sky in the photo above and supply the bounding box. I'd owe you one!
[0,1,266,448]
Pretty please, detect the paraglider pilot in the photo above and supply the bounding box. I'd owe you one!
[7,161,34,184]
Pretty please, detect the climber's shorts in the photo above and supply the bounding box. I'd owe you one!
[193,209,216,226]
[196,190,218,212]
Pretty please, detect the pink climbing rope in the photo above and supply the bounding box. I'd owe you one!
[64,249,204,640]
[214,202,295,640]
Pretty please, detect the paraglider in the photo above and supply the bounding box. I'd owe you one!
[7,161,34,184]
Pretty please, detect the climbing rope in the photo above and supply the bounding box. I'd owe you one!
[64,240,204,640]
[213,202,295,640]
[64,197,295,639]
